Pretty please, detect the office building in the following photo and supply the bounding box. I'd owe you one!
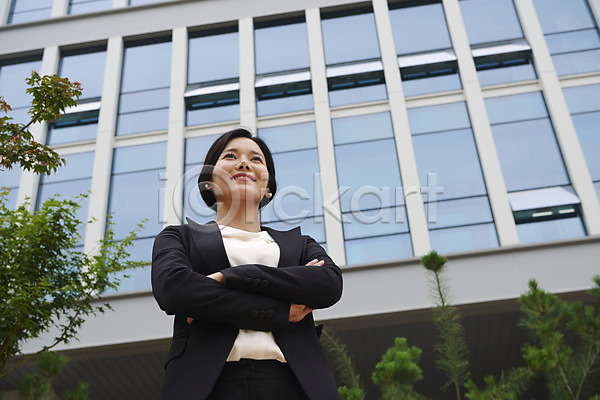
[1,0,599,398]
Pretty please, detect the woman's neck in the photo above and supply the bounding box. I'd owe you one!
[215,202,261,232]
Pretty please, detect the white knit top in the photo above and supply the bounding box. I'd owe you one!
[219,225,286,363]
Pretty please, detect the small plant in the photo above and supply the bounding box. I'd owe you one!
[519,277,600,399]
[372,337,428,400]
[464,367,534,400]
[321,327,366,400]
[421,251,470,399]
[18,351,88,400]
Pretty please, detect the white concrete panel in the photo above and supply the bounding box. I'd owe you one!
[238,17,256,131]
[164,27,186,225]
[306,7,346,266]
[442,0,519,246]
[317,235,600,321]
[51,0,68,18]
[588,0,600,29]
[21,291,174,353]
[0,0,360,57]
[373,0,431,256]
[0,0,10,25]
[84,36,122,252]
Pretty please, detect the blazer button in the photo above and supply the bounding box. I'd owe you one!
[249,310,258,318]
[266,310,274,319]
[244,278,253,285]
[258,310,267,319]
[253,279,261,287]
[260,280,269,288]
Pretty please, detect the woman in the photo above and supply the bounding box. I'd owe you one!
[152,127,343,399]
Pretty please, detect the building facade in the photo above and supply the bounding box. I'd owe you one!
[1,0,599,398]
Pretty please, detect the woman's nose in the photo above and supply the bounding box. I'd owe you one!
[237,159,250,170]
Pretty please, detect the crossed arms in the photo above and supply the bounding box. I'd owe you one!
[151,225,343,332]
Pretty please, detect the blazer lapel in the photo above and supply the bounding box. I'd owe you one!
[186,217,231,274]
[263,226,302,268]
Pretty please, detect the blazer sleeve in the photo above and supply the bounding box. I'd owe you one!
[220,236,343,309]
[151,225,291,332]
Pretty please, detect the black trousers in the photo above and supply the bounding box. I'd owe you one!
[207,359,310,400]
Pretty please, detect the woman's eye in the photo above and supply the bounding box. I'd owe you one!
[252,156,263,163]
[223,153,235,159]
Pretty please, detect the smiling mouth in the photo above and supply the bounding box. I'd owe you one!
[231,173,256,182]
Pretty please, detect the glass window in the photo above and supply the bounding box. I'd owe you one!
[186,28,240,126]
[47,50,106,145]
[36,152,95,242]
[327,67,387,107]
[563,84,600,201]
[108,142,166,292]
[475,51,536,86]
[390,1,461,97]
[408,101,498,253]
[0,58,42,124]
[390,1,451,54]
[485,92,569,191]
[490,118,569,192]
[412,128,486,200]
[69,0,112,15]
[533,0,600,76]
[345,233,412,265]
[517,217,586,244]
[0,167,22,209]
[322,8,387,106]
[321,9,380,64]
[258,123,325,244]
[408,101,470,135]
[60,50,106,100]
[460,0,537,86]
[460,0,523,45]
[129,0,170,5]
[255,21,310,74]
[332,112,412,264]
[485,92,584,243]
[332,111,395,145]
[184,135,219,223]
[254,18,313,116]
[117,40,171,136]
[8,0,52,24]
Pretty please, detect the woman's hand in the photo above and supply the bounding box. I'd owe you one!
[305,259,324,267]
[187,272,225,325]
[289,303,313,322]
[287,260,322,322]
[207,272,226,284]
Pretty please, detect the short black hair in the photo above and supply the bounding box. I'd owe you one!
[197,127,277,210]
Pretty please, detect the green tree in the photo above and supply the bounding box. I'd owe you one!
[372,337,428,400]
[0,71,80,175]
[0,72,146,378]
[519,277,600,399]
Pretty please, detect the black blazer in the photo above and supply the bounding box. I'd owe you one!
[151,219,343,400]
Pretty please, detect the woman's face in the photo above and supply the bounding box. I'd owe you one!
[211,137,270,208]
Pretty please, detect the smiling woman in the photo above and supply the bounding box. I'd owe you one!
[151,127,343,400]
